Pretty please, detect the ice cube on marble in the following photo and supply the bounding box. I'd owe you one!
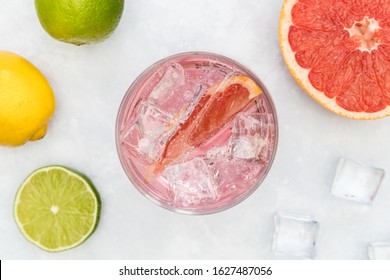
[368,242,390,260]
[164,157,218,207]
[273,212,320,259]
[120,101,178,162]
[229,112,270,160]
[331,158,385,204]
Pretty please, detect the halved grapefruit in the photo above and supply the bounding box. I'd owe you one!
[150,75,262,175]
[279,0,390,119]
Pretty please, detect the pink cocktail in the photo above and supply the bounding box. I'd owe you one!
[116,52,278,214]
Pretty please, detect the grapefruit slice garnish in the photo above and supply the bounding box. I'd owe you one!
[279,0,390,119]
[150,75,262,175]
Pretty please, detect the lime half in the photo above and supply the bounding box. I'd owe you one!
[14,166,100,252]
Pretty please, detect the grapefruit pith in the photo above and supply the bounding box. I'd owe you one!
[279,0,390,119]
[150,75,262,175]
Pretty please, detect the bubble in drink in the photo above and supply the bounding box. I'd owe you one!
[116,52,278,214]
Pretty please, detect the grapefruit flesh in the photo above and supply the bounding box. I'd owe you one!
[151,76,262,175]
[279,0,390,119]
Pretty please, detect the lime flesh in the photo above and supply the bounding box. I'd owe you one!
[14,166,100,252]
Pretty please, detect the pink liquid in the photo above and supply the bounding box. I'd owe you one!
[116,52,278,214]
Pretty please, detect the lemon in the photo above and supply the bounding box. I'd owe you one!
[14,166,101,252]
[35,0,125,45]
[0,51,55,146]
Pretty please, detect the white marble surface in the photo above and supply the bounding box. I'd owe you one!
[1,0,390,260]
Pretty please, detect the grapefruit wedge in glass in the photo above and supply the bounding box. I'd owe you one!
[279,0,390,119]
[150,75,262,176]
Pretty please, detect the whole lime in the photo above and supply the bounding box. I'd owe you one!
[35,0,124,45]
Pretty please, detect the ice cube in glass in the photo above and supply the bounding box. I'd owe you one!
[273,212,320,259]
[120,101,178,162]
[229,112,270,160]
[148,63,185,103]
[164,157,218,208]
[205,145,262,197]
[148,63,203,120]
[331,157,385,204]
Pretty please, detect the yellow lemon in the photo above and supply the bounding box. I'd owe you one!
[0,51,55,146]
[35,0,124,45]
